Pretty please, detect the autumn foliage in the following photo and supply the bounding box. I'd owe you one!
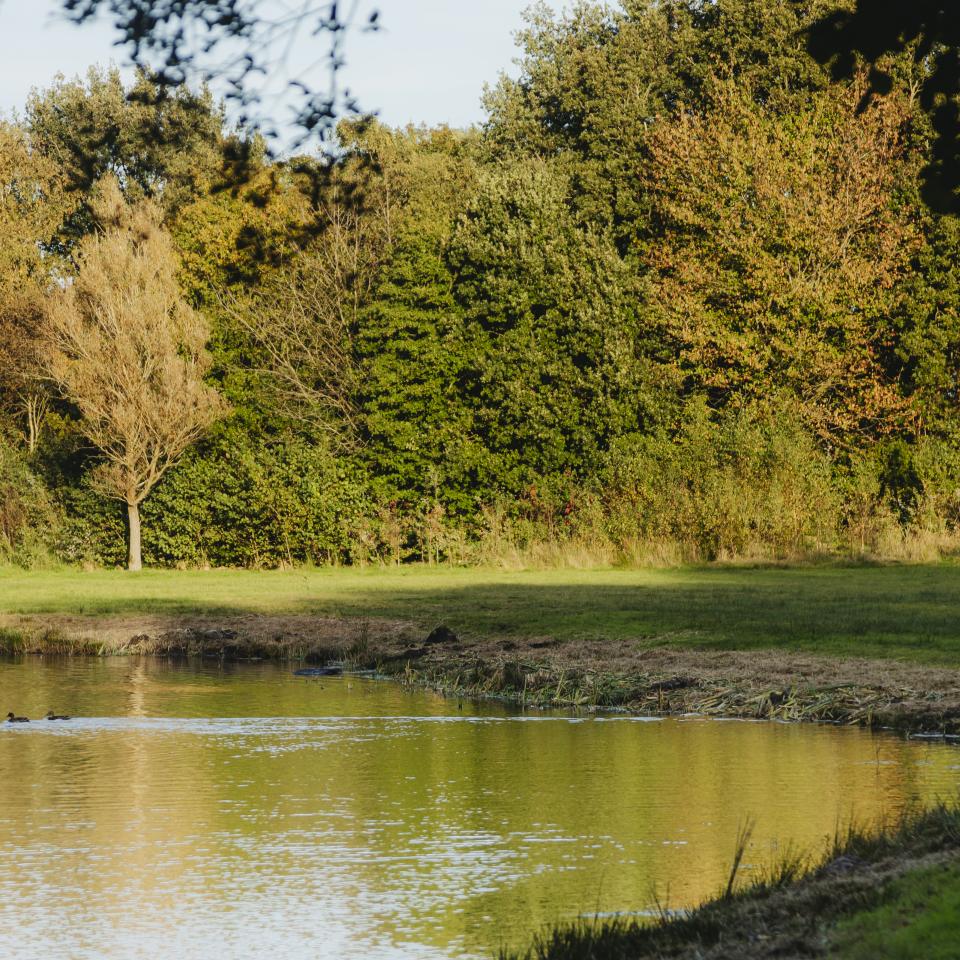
[43,178,224,568]
[2,0,960,567]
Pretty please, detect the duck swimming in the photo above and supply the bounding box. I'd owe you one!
[44,711,70,721]
[6,712,29,723]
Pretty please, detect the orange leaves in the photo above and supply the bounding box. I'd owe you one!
[640,80,920,443]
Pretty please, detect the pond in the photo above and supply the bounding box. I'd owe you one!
[1,657,959,959]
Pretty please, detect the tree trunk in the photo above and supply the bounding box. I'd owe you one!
[127,500,142,571]
[24,393,48,454]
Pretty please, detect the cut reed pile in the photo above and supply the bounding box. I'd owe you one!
[386,652,960,734]
[4,609,960,734]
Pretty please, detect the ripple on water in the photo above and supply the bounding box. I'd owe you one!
[1,659,959,960]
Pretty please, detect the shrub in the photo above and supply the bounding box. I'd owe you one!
[601,400,840,561]
[0,438,62,567]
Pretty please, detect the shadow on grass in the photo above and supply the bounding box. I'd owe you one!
[5,564,960,663]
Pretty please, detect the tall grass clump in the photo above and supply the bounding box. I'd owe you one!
[501,802,960,960]
[467,401,843,568]
[601,401,840,563]
[463,405,960,570]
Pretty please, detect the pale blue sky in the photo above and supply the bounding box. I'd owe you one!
[0,0,565,131]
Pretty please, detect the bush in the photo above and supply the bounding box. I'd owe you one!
[59,427,378,567]
[0,439,62,567]
[601,400,840,561]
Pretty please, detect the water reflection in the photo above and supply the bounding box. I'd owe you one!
[0,658,958,959]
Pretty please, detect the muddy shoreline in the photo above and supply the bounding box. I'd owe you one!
[3,612,960,735]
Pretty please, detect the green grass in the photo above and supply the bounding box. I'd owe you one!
[3,562,960,664]
[831,862,960,959]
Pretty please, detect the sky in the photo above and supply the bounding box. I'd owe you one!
[0,0,565,132]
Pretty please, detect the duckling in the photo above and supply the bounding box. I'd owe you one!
[44,711,70,721]
[6,712,29,723]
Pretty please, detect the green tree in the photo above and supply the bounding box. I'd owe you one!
[890,214,960,437]
[27,67,230,241]
[344,122,478,510]
[448,159,671,498]
[482,0,834,249]
[355,229,470,509]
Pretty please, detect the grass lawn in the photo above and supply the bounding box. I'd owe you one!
[831,862,960,960]
[3,563,960,665]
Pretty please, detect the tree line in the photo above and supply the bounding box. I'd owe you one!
[2,0,960,570]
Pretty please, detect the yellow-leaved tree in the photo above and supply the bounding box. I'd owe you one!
[0,121,73,452]
[44,177,225,570]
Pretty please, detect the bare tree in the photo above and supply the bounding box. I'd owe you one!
[229,163,395,443]
[44,177,225,570]
[0,293,51,454]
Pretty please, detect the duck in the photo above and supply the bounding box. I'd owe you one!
[44,711,70,721]
[6,712,29,723]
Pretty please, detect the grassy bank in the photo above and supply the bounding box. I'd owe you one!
[6,564,960,957]
[4,563,960,662]
[3,564,960,732]
[501,804,960,960]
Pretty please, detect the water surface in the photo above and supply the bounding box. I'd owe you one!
[1,657,958,959]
